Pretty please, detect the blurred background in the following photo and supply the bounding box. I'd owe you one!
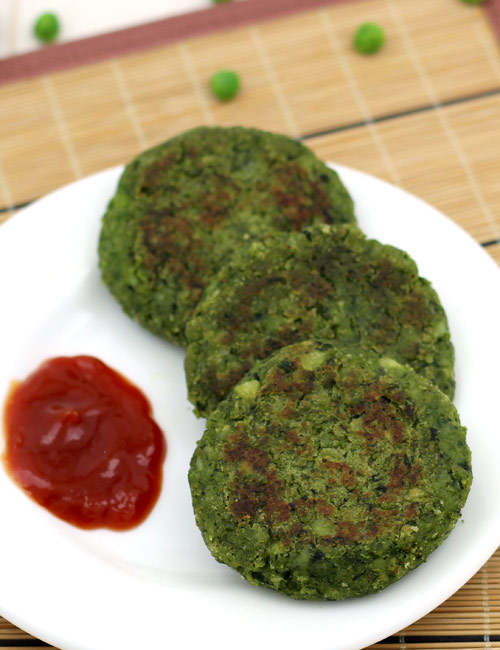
[0,0,229,58]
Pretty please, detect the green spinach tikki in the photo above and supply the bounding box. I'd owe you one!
[185,224,455,416]
[189,340,472,600]
[98,126,355,345]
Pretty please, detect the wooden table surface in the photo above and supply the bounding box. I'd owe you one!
[1,0,500,647]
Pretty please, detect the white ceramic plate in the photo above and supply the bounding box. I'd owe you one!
[0,165,499,650]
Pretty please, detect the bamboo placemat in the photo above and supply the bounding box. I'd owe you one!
[1,0,500,648]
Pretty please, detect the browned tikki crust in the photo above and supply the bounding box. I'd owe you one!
[99,126,355,345]
[189,340,471,600]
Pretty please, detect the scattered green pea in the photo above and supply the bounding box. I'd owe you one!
[353,22,385,55]
[460,0,485,4]
[210,70,241,101]
[33,12,60,43]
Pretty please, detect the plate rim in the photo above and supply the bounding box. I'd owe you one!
[0,163,499,650]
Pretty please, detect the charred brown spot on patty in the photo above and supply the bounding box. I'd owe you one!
[188,340,470,600]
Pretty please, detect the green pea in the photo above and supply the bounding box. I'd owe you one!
[33,12,60,43]
[460,0,485,4]
[353,22,385,55]
[210,70,241,101]
[212,0,232,3]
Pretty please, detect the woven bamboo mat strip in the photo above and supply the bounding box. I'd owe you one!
[0,211,15,225]
[0,0,499,228]
[1,0,500,648]
[307,95,500,244]
[385,639,500,645]
[0,617,34,639]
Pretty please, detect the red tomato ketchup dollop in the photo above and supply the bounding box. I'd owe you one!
[2,356,166,530]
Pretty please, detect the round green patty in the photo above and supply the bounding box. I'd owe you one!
[189,340,472,600]
[98,126,355,345]
[185,224,455,416]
